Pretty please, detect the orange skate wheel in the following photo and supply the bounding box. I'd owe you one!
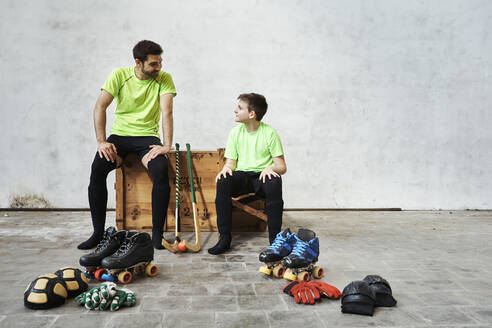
[145,264,159,277]
[272,265,285,278]
[94,268,106,281]
[298,271,310,281]
[118,271,132,284]
[312,266,324,279]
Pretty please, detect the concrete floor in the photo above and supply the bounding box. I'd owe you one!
[0,210,491,328]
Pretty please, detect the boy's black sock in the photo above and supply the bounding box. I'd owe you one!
[208,234,232,255]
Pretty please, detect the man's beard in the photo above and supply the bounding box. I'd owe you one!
[143,68,159,79]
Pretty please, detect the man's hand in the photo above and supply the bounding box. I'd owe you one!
[98,141,117,162]
[142,145,171,167]
[259,166,280,183]
[216,165,233,182]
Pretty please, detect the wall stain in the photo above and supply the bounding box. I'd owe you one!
[9,193,53,208]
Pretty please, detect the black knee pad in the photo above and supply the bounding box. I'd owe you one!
[341,280,376,316]
[363,275,397,307]
[147,155,169,185]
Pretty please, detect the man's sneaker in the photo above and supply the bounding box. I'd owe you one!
[79,227,126,267]
[259,228,296,263]
[101,231,154,270]
[283,228,319,268]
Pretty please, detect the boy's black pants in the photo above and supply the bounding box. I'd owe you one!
[215,171,284,243]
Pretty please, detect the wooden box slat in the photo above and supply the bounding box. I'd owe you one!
[115,149,267,232]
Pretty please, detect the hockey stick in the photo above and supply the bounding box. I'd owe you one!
[178,143,202,252]
[161,143,181,253]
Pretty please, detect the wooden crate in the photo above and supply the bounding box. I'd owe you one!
[115,149,267,232]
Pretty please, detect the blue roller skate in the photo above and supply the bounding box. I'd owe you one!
[282,228,324,281]
[258,228,296,278]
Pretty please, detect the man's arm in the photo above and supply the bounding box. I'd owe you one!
[216,158,237,182]
[259,155,287,183]
[160,93,173,150]
[144,93,173,164]
[93,90,116,162]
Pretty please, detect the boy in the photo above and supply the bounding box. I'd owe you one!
[208,93,287,255]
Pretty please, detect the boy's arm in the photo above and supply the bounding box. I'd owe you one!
[216,158,237,182]
[259,155,286,183]
[272,155,287,175]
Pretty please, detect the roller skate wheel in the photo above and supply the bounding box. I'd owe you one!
[118,271,132,284]
[101,273,115,282]
[258,265,272,276]
[298,271,310,281]
[145,264,159,277]
[94,268,107,281]
[272,265,285,278]
[283,269,297,281]
[85,267,96,279]
[312,266,324,279]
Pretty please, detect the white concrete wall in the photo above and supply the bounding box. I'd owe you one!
[1,0,491,209]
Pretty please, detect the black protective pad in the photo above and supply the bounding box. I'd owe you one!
[363,275,397,307]
[341,280,376,316]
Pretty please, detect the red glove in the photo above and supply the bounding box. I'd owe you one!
[306,281,342,299]
[282,281,300,295]
[290,281,321,304]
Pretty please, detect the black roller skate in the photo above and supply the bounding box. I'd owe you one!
[79,226,126,281]
[282,228,324,281]
[258,228,296,278]
[99,231,158,284]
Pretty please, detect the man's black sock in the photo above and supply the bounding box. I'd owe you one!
[152,230,165,250]
[77,230,103,250]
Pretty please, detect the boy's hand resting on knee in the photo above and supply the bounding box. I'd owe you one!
[259,166,280,183]
[216,165,233,182]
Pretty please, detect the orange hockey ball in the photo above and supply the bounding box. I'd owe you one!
[178,241,187,252]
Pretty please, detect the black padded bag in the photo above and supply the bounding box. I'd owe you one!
[363,275,397,307]
[341,280,376,316]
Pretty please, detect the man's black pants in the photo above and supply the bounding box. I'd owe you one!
[88,135,170,234]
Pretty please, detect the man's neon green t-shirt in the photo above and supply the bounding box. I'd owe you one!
[224,122,284,172]
[101,67,177,138]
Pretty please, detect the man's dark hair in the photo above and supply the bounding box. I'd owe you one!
[133,40,163,62]
[237,93,268,121]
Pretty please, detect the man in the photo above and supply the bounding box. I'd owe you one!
[78,40,176,250]
[208,93,287,255]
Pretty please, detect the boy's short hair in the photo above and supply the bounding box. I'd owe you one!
[133,40,163,62]
[237,93,268,121]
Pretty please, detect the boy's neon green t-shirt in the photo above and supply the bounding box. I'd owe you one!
[101,67,177,138]
[224,122,284,172]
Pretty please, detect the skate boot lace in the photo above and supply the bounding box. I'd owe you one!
[291,240,308,257]
[113,239,132,256]
[94,231,112,252]
[268,235,287,251]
